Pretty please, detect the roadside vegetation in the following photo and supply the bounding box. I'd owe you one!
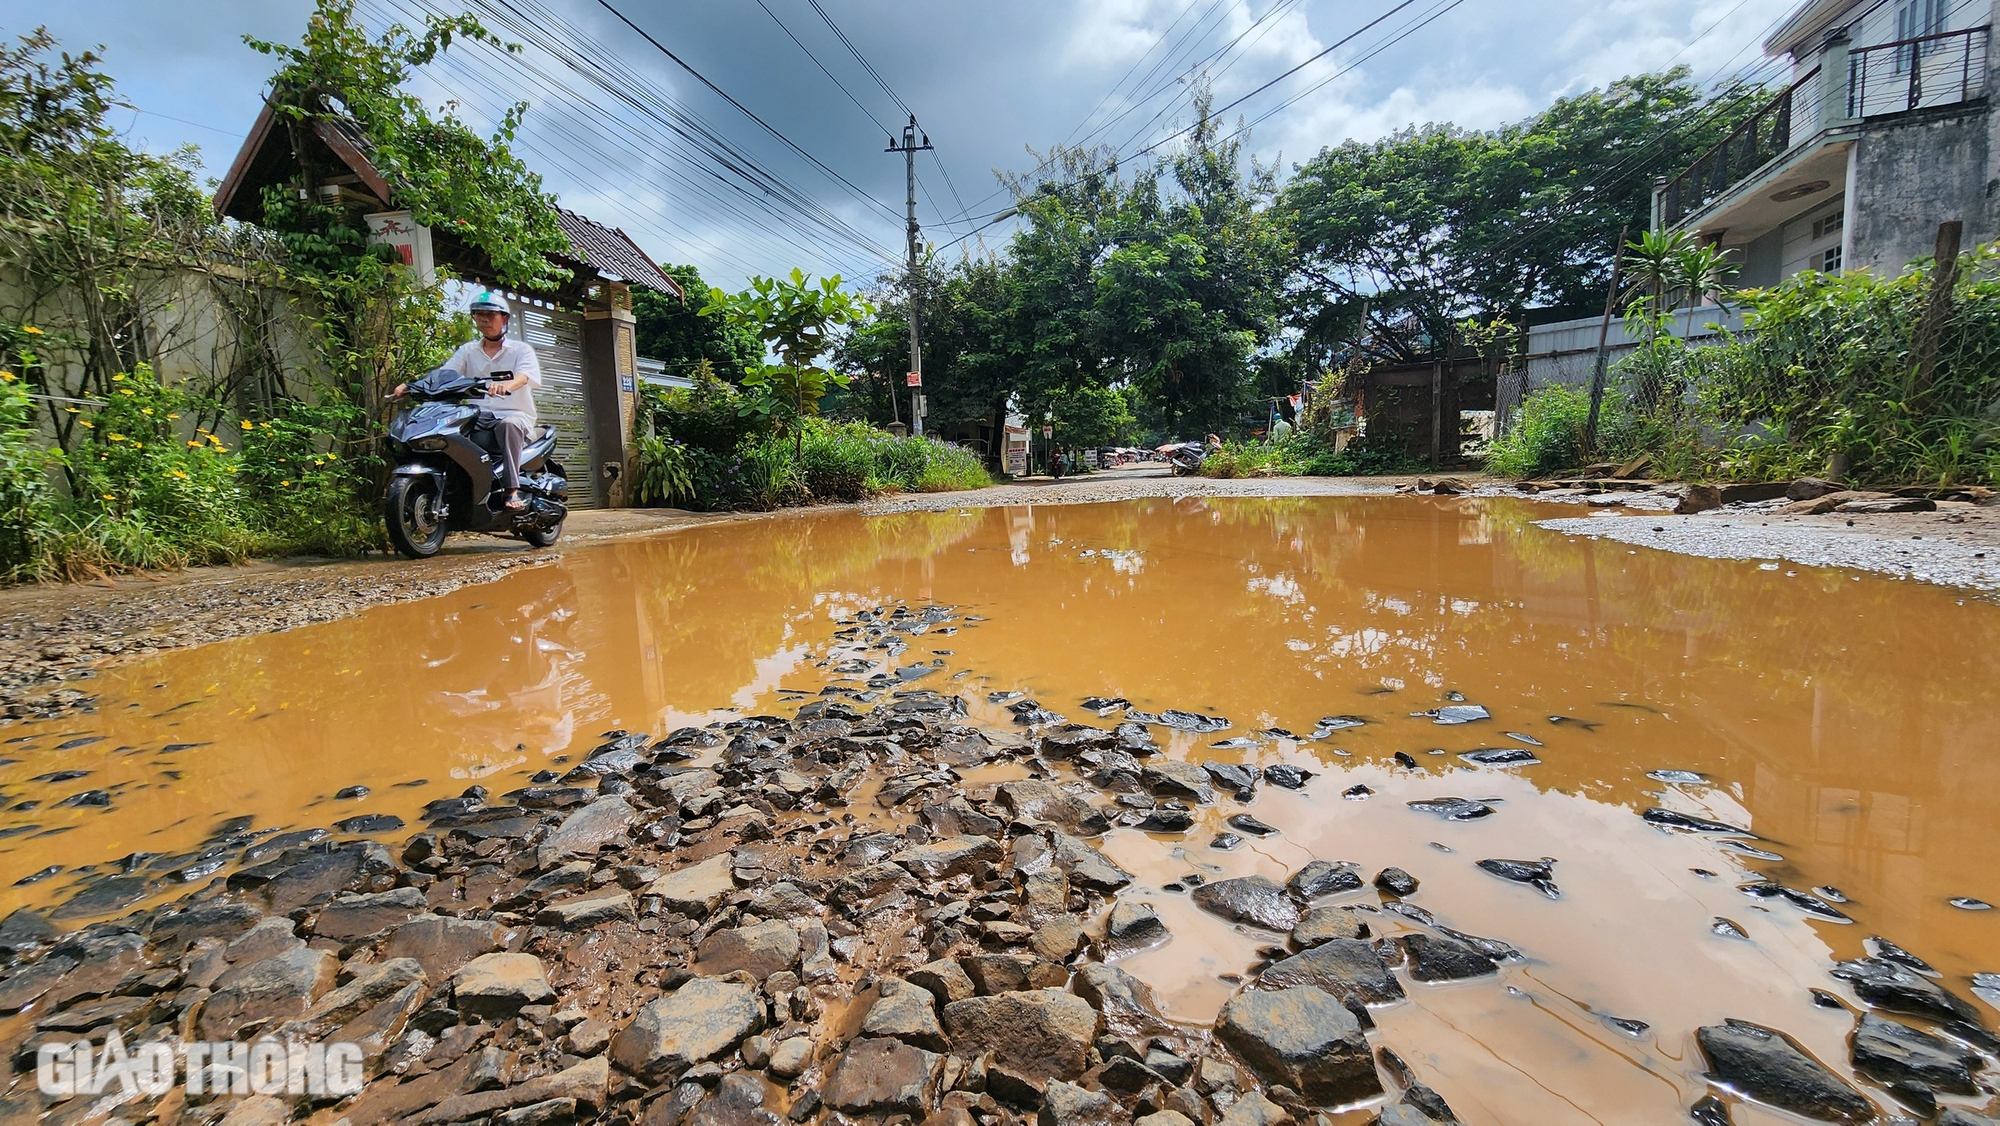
[1492,242,2000,486]
[634,364,988,510]
[0,8,568,581]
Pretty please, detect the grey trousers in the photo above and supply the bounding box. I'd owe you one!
[478,411,532,493]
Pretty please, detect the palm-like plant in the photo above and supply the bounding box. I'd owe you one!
[1622,230,1691,343]
[1672,242,1741,338]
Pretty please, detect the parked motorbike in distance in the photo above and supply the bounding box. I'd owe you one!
[1161,441,1207,477]
[382,366,569,559]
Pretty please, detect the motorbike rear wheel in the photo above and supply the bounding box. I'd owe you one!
[384,475,448,559]
[521,520,562,548]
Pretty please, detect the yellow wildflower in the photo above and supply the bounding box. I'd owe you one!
[141,407,153,415]
[187,440,201,448]
[324,451,338,460]
[78,419,92,428]
[109,433,126,442]
[21,325,42,335]
[100,493,115,501]
[112,373,125,381]
[0,371,13,382]
[280,480,292,487]
[118,388,134,396]
[240,420,254,430]
[170,469,187,479]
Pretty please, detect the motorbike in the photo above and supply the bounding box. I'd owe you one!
[382,366,569,559]
[1161,441,1207,477]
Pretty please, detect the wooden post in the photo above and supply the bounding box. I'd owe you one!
[1584,224,1630,458]
[1911,220,1963,398]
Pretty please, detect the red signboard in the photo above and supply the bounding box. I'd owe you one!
[906,372,922,387]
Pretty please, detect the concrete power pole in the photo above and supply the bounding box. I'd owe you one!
[886,116,933,435]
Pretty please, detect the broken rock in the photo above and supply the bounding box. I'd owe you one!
[1258,939,1405,1006]
[1192,876,1300,932]
[823,1036,942,1117]
[941,988,1099,1082]
[197,946,338,1040]
[1216,985,1381,1106]
[452,952,555,1019]
[696,920,799,982]
[610,977,764,1082]
[1696,1019,1873,1124]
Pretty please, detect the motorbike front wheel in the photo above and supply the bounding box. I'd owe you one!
[521,519,563,548]
[384,475,448,559]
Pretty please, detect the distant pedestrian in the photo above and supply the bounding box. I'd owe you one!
[1271,415,1293,443]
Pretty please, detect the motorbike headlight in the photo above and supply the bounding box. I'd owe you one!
[411,437,448,451]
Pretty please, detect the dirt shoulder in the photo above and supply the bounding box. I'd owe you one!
[0,507,748,719]
[1537,500,2000,591]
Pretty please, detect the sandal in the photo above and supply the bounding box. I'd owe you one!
[504,491,527,511]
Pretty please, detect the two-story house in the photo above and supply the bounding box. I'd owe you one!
[1654,0,1993,283]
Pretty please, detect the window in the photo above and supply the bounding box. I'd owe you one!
[1895,0,1948,72]
[1821,245,1844,272]
[1813,211,1844,240]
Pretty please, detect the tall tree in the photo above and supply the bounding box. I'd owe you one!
[1281,68,1766,363]
[633,263,761,380]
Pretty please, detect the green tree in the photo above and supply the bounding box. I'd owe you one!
[633,263,761,380]
[1282,68,1764,363]
[839,251,1017,461]
[245,0,568,289]
[700,269,873,463]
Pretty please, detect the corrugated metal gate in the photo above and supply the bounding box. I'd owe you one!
[509,298,596,510]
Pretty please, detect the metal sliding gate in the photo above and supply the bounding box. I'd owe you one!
[509,298,596,510]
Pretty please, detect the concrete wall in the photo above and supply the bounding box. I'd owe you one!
[1,264,321,451]
[1503,306,1749,431]
[1850,107,1995,273]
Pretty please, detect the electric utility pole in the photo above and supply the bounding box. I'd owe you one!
[887,115,932,434]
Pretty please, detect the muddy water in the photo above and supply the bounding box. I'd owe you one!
[5,496,1999,1123]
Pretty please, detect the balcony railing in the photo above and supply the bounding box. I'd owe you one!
[1849,26,1989,117]
[1659,68,1819,228]
[1659,26,1991,229]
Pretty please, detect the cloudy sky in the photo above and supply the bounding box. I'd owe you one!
[3,0,1797,290]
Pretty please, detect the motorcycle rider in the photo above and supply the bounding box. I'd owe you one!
[408,291,542,511]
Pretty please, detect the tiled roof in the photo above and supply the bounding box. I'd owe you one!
[555,208,684,299]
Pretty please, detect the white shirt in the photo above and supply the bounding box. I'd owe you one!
[444,336,542,423]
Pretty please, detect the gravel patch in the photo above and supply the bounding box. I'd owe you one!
[1539,508,2000,592]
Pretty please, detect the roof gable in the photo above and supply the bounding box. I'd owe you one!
[213,102,683,300]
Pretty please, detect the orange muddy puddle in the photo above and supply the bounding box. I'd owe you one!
[4,495,1998,1124]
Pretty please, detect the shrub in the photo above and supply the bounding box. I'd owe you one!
[798,422,877,501]
[1199,430,1419,479]
[634,435,696,506]
[643,363,769,455]
[0,372,62,580]
[1486,385,1623,479]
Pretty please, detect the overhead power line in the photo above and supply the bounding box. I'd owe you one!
[474,0,902,268]
[753,0,892,134]
[592,0,903,226]
[805,0,914,118]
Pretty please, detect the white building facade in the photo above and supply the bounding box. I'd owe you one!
[1656,0,1994,283]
